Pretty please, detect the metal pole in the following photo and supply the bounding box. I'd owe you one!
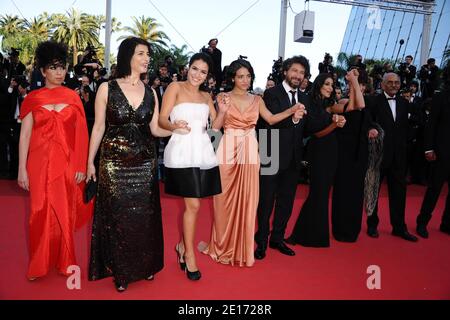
[104,0,112,74]
[278,0,288,59]
[420,5,432,66]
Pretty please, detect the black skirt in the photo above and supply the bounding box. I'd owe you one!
[164,166,222,198]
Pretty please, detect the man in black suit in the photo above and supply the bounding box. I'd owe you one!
[202,38,222,91]
[398,55,417,89]
[416,62,450,238]
[254,55,310,259]
[367,72,418,242]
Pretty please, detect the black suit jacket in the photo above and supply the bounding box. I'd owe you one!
[368,93,409,169]
[258,84,308,171]
[424,90,450,161]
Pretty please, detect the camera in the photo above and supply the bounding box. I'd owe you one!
[74,45,103,78]
[270,57,284,85]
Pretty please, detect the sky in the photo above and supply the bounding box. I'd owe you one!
[0,0,351,88]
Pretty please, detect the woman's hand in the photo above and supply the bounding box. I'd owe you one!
[17,168,29,191]
[368,128,379,139]
[292,104,307,121]
[75,172,86,184]
[217,93,231,114]
[173,120,191,134]
[86,163,96,182]
[332,114,346,128]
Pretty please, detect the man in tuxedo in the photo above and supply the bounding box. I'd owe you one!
[366,72,418,242]
[254,55,310,259]
[416,62,450,238]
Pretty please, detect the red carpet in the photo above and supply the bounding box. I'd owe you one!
[0,180,449,300]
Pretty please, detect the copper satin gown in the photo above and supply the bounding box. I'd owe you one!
[203,95,260,267]
[19,86,92,278]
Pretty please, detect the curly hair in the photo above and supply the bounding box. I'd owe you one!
[35,41,68,70]
[225,59,255,91]
[282,55,310,78]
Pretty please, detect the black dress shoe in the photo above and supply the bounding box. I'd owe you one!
[284,237,296,246]
[254,243,267,260]
[367,228,379,238]
[440,224,450,235]
[269,241,295,256]
[392,230,418,242]
[416,225,429,239]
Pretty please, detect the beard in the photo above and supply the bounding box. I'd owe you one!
[285,75,302,89]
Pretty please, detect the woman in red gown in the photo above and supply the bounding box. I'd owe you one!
[17,41,92,280]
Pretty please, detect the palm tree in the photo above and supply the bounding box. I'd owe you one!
[0,14,25,52]
[52,8,101,65]
[95,15,122,34]
[119,15,170,54]
[170,44,193,68]
[25,14,51,49]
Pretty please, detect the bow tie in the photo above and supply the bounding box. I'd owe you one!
[386,97,396,100]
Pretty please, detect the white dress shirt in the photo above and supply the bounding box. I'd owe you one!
[384,91,396,121]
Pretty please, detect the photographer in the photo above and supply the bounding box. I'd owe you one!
[419,58,439,99]
[75,74,95,135]
[269,57,284,85]
[351,54,366,71]
[318,53,335,74]
[4,48,26,79]
[74,45,107,89]
[398,55,417,89]
[201,38,222,90]
[157,63,172,95]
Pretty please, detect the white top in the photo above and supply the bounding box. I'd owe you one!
[164,102,218,169]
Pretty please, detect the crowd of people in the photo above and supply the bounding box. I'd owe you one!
[0,37,449,292]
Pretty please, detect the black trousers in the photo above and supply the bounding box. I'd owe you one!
[255,160,299,245]
[367,162,408,232]
[417,160,450,228]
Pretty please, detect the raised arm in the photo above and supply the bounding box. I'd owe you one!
[210,92,230,130]
[348,69,365,110]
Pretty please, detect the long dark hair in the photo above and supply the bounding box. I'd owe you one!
[310,73,335,108]
[115,37,151,79]
[225,59,255,92]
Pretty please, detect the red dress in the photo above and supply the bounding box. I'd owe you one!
[20,86,93,278]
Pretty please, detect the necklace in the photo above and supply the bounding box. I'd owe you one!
[124,78,139,86]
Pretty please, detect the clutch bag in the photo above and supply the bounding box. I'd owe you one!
[84,178,97,203]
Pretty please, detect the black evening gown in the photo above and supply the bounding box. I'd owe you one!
[287,101,338,247]
[89,80,163,286]
[332,109,369,242]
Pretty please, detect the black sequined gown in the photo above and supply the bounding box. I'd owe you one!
[89,80,163,286]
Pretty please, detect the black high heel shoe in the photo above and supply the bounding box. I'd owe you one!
[183,255,201,281]
[114,280,128,293]
[175,244,186,271]
[145,275,154,281]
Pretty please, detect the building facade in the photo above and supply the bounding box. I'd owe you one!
[340,0,449,67]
